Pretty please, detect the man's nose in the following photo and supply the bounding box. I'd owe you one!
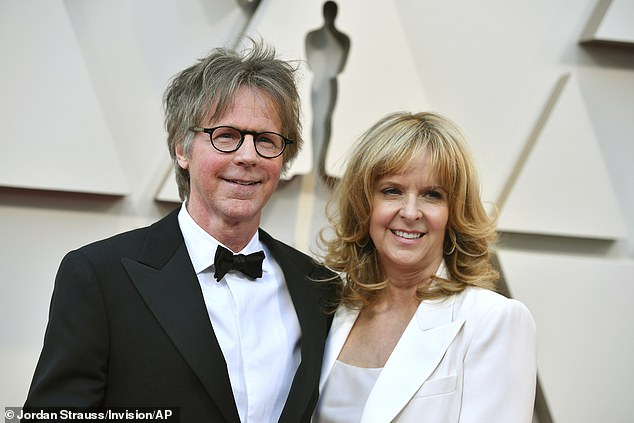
[233,135,259,162]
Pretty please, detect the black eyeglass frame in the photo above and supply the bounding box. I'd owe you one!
[190,126,294,159]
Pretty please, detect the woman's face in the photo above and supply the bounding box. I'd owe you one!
[369,152,449,280]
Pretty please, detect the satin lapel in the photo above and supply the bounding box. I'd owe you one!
[259,230,326,423]
[319,306,360,391]
[361,298,465,423]
[122,212,240,423]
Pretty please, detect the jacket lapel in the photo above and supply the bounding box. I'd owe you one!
[122,210,240,423]
[259,230,327,422]
[319,306,360,392]
[361,297,465,423]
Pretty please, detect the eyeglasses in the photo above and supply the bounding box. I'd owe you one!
[190,126,294,159]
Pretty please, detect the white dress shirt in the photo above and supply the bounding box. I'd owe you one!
[178,204,301,423]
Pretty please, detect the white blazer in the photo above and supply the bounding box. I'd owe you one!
[316,287,537,423]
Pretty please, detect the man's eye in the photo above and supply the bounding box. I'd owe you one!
[256,136,276,145]
[217,132,238,140]
[213,128,241,141]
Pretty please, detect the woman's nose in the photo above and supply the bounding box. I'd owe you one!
[399,195,422,220]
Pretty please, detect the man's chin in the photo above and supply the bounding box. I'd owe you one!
[219,202,263,223]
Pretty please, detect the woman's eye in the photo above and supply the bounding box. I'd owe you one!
[381,187,401,196]
[424,190,443,200]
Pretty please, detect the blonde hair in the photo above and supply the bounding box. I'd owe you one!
[320,112,498,308]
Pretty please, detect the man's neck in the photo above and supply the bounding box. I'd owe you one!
[186,208,259,253]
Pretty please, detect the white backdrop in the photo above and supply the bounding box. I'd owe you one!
[1,1,634,421]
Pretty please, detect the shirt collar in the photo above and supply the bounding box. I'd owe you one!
[177,203,262,274]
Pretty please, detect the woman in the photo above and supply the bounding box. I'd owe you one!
[314,112,537,422]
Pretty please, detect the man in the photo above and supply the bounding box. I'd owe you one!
[24,40,337,423]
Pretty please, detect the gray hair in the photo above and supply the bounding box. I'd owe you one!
[163,39,303,200]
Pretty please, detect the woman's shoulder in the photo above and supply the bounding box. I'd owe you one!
[455,286,534,322]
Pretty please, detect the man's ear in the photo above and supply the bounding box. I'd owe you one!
[175,144,189,169]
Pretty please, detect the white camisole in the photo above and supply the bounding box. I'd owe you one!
[314,360,382,423]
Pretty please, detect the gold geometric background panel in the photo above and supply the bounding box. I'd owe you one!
[580,0,634,47]
[498,249,634,423]
[0,0,128,195]
[497,73,627,240]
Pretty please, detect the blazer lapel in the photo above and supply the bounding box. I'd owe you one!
[361,297,465,423]
[319,306,360,391]
[122,210,240,423]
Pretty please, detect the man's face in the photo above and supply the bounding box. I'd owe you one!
[176,86,284,233]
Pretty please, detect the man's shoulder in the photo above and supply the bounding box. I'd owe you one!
[80,225,149,251]
[72,209,180,259]
[258,229,310,260]
[259,229,336,277]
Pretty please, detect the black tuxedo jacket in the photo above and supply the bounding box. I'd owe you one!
[24,209,337,422]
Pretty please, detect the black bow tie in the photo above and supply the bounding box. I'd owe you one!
[213,245,265,281]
